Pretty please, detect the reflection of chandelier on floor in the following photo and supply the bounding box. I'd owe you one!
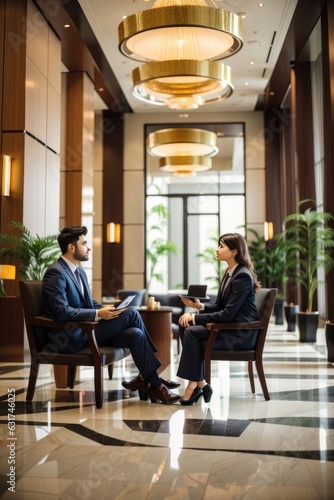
[147,127,218,176]
[118,0,243,110]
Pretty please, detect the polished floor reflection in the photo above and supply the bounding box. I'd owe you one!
[0,321,333,499]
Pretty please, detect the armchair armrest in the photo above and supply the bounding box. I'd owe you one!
[33,315,101,361]
[209,320,262,332]
[34,315,98,330]
[204,321,262,354]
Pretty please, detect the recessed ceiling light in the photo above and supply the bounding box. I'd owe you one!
[258,3,264,7]
[64,24,70,28]
[238,12,248,19]
[244,82,249,86]
[250,61,255,65]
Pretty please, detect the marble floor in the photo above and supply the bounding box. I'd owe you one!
[0,320,333,499]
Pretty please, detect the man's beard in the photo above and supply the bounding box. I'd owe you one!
[73,250,89,261]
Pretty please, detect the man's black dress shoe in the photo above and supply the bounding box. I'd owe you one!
[159,377,180,388]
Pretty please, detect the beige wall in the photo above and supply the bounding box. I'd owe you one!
[23,0,61,236]
[123,111,266,289]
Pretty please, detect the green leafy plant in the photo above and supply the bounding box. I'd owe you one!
[0,221,60,280]
[196,230,223,290]
[146,203,177,291]
[243,227,267,286]
[282,199,334,312]
[265,234,289,299]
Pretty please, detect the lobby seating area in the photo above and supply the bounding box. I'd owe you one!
[0,318,333,499]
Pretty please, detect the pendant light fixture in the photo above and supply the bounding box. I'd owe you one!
[159,156,212,176]
[147,128,218,157]
[118,0,242,109]
[119,0,242,62]
[132,59,233,109]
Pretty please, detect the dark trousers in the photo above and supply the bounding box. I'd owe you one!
[95,307,161,378]
[177,325,209,381]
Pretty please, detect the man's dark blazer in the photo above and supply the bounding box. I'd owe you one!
[194,264,259,335]
[42,258,101,352]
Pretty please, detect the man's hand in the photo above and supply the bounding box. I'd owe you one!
[97,306,124,320]
[179,313,193,327]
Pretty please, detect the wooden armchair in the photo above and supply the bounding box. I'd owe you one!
[202,288,277,400]
[19,281,130,408]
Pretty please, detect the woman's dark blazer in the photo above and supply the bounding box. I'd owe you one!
[194,264,259,333]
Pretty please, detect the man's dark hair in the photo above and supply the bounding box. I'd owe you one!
[58,226,88,254]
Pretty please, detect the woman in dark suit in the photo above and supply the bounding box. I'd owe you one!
[177,233,261,405]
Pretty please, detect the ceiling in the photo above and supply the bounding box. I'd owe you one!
[77,0,299,114]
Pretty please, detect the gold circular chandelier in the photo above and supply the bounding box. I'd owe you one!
[118,0,242,109]
[147,128,218,157]
[132,59,233,109]
[118,2,243,63]
[159,156,212,176]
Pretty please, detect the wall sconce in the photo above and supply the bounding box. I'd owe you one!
[106,223,121,243]
[0,155,11,196]
[264,221,274,241]
[0,265,16,296]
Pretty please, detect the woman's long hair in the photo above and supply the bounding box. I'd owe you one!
[219,233,261,292]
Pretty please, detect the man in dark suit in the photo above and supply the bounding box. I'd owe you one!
[42,226,181,404]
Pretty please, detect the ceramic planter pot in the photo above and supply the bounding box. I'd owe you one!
[284,304,299,332]
[297,311,319,342]
[274,298,284,325]
[325,321,334,362]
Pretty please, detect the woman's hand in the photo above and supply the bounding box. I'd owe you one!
[179,313,193,327]
[180,297,201,309]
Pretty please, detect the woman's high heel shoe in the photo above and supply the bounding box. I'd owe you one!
[180,386,203,406]
[202,384,213,403]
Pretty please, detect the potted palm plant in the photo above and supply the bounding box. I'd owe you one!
[196,230,223,290]
[0,221,61,363]
[146,203,177,292]
[282,200,334,342]
[243,227,267,287]
[0,221,60,280]
[265,234,289,324]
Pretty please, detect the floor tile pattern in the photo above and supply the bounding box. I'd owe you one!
[0,322,333,499]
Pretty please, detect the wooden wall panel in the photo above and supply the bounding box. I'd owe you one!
[65,171,83,225]
[65,73,84,171]
[1,133,25,296]
[102,111,124,295]
[2,0,27,131]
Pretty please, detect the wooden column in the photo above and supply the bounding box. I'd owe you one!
[102,111,124,296]
[64,72,95,229]
[290,61,316,311]
[322,1,334,320]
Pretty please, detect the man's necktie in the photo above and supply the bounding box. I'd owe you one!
[74,268,84,294]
